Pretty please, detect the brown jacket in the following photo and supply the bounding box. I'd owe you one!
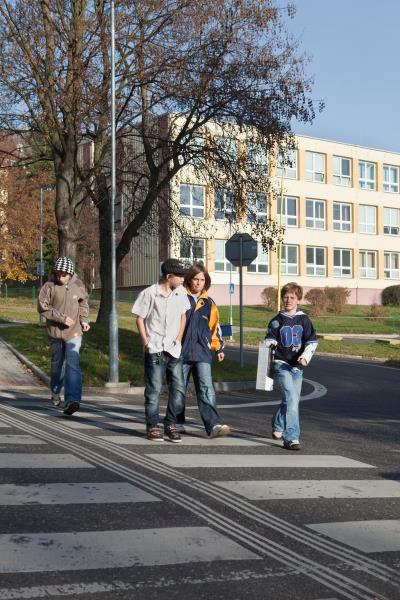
[38,274,89,340]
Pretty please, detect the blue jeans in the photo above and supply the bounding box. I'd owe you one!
[177,362,221,435]
[50,336,83,406]
[144,352,185,429]
[272,361,303,442]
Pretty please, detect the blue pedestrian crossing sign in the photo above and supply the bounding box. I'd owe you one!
[229,282,235,294]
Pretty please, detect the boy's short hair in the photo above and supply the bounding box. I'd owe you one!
[184,262,211,291]
[281,282,303,300]
[161,258,190,276]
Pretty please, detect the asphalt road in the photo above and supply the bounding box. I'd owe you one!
[0,350,399,600]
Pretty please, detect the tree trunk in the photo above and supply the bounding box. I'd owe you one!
[54,156,82,264]
[96,177,113,326]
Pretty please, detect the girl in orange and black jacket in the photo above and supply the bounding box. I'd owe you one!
[177,263,230,439]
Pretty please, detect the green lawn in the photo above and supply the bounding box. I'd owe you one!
[0,323,256,387]
[1,297,399,380]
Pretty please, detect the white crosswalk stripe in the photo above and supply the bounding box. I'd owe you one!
[308,520,400,553]
[215,479,400,500]
[0,454,94,469]
[0,435,46,445]
[0,482,160,505]
[146,453,376,469]
[0,526,258,572]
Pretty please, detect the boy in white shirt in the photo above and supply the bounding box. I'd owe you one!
[132,259,191,442]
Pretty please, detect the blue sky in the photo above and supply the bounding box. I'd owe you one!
[286,0,400,152]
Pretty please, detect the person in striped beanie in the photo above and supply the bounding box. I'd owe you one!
[38,256,90,415]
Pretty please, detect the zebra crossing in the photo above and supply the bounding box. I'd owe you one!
[0,395,399,600]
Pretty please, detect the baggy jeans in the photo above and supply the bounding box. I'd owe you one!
[177,361,221,435]
[272,361,303,442]
[144,351,185,429]
[50,336,83,406]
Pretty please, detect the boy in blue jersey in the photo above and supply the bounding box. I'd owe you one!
[265,282,318,450]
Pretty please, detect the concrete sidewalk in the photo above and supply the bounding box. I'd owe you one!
[0,340,40,387]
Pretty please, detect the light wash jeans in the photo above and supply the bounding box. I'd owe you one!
[144,352,185,429]
[272,361,303,442]
[50,336,83,407]
[177,362,221,435]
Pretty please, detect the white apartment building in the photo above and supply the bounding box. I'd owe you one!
[118,131,400,306]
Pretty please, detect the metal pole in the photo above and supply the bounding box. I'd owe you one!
[109,0,119,383]
[239,234,244,368]
[39,187,43,290]
[276,162,285,312]
[228,219,233,339]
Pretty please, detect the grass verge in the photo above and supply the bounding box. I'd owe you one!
[239,331,400,366]
[0,323,256,387]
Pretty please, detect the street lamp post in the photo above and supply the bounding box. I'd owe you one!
[109,0,119,383]
[39,184,53,322]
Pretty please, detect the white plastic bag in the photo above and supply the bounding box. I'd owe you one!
[256,341,275,391]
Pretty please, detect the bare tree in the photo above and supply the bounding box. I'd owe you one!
[0,0,320,324]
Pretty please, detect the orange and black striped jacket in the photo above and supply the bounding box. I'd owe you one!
[181,290,224,363]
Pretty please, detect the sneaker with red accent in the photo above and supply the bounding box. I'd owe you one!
[164,426,182,443]
[146,427,164,442]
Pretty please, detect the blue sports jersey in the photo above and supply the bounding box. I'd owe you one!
[265,310,318,367]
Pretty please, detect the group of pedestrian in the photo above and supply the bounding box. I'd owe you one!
[38,256,318,450]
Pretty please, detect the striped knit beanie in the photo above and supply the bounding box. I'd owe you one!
[53,256,74,275]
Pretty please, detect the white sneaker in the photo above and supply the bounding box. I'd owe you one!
[209,424,230,439]
[51,392,61,407]
[272,430,283,440]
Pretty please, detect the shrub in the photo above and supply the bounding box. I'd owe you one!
[261,286,278,311]
[304,288,328,316]
[324,286,350,315]
[382,285,400,307]
[365,303,390,320]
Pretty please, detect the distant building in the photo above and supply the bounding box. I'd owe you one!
[114,127,400,305]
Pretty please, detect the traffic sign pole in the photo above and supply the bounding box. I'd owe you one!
[239,236,244,368]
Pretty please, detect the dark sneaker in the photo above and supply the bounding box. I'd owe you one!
[272,430,283,440]
[283,440,301,451]
[209,424,230,439]
[164,426,182,443]
[176,424,186,434]
[63,402,80,416]
[51,392,61,407]
[146,427,164,442]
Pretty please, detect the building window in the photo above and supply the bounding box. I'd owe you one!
[384,207,400,235]
[334,248,352,277]
[277,195,297,227]
[306,151,325,183]
[180,135,205,167]
[333,156,352,186]
[359,250,376,279]
[215,239,236,272]
[383,165,399,193]
[358,204,376,234]
[276,149,297,179]
[359,161,376,190]
[306,246,326,276]
[333,202,352,232]
[246,142,267,174]
[247,243,268,273]
[247,193,267,223]
[384,252,400,279]
[214,137,237,168]
[214,188,236,221]
[180,238,205,264]
[306,198,325,229]
[280,244,298,275]
[180,184,205,218]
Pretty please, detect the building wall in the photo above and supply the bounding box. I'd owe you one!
[119,128,400,304]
